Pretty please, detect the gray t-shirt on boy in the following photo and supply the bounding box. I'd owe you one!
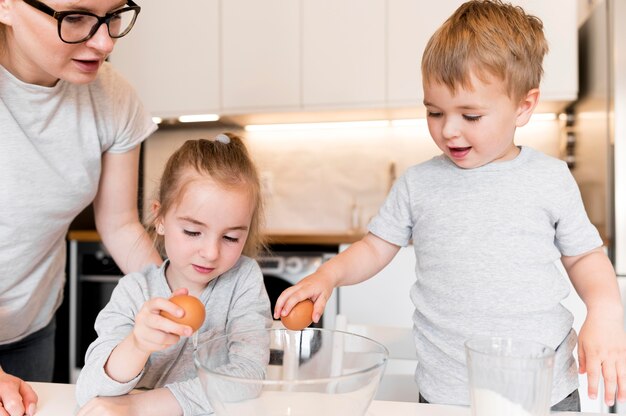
[76,257,272,416]
[368,146,602,406]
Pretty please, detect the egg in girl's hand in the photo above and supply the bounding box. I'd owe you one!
[160,294,206,332]
[281,299,314,330]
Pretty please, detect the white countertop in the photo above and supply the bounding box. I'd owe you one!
[30,382,601,416]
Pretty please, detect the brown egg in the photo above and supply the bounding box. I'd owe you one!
[281,299,314,330]
[160,294,206,332]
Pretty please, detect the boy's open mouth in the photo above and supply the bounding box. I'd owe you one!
[449,146,472,158]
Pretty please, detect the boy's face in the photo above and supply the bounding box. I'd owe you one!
[423,72,534,169]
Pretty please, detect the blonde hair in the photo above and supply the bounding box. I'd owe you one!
[148,133,265,258]
[421,0,548,101]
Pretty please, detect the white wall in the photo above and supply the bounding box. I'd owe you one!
[143,119,563,232]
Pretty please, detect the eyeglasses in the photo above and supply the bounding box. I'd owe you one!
[22,0,141,44]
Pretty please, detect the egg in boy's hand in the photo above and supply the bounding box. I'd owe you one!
[160,294,206,332]
[281,299,314,330]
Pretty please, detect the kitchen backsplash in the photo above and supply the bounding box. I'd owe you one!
[143,120,563,233]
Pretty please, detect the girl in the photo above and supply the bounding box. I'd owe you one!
[75,133,272,416]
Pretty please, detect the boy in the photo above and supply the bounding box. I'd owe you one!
[274,0,626,411]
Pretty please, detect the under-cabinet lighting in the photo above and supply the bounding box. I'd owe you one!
[178,114,220,123]
[245,120,390,132]
[152,117,163,124]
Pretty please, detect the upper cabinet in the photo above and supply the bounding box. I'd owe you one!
[221,0,300,113]
[520,0,578,102]
[109,0,577,118]
[301,0,386,109]
[109,0,220,118]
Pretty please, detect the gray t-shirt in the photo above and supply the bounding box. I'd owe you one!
[75,257,272,416]
[0,63,157,344]
[368,146,602,406]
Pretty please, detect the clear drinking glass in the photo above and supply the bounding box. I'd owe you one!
[465,337,555,416]
[194,327,388,416]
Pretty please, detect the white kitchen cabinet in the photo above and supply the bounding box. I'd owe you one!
[386,0,578,109]
[387,0,459,106]
[520,0,578,102]
[109,0,220,118]
[109,0,577,118]
[221,0,300,112]
[301,0,386,109]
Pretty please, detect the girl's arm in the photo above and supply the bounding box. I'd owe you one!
[93,147,163,274]
[76,388,182,416]
[562,247,626,406]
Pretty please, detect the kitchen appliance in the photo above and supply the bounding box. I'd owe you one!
[67,239,337,383]
[574,1,626,412]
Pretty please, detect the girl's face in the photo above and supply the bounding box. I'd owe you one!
[423,72,536,169]
[0,0,125,86]
[156,175,255,296]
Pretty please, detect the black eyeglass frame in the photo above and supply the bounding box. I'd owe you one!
[22,0,141,44]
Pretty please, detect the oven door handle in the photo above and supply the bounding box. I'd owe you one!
[80,275,122,283]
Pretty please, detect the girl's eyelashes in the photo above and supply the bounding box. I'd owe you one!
[223,235,239,243]
[183,229,200,237]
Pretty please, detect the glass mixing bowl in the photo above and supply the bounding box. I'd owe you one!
[194,327,388,416]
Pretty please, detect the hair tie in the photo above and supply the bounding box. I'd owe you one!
[214,134,231,144]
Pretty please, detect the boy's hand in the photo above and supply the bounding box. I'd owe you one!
[132,288,193,354]
[273,271,336,323]
[577,312,626,406]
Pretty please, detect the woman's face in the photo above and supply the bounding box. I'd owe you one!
[0,0,127,86]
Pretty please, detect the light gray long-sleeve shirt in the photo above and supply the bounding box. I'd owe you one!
[368,146,603,406]
[75,257,272,415]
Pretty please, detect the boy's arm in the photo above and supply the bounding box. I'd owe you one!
[274,233,401,322]
[562,247,626,406]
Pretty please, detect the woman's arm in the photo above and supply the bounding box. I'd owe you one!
[93,147,162,274]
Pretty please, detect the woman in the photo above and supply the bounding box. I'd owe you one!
[0,1,162,414]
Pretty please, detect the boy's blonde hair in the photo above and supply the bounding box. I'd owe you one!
[149,133,265,258]
[421,0,548,101]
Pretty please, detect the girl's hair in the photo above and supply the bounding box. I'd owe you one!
[148,133,265,258]
[421,0,548,102]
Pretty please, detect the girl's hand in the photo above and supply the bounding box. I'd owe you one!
[132,288,194,354]
[577,312,626,406]
[273,271,336,324]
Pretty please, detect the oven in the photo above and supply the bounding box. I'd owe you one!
[67,239,337,382]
